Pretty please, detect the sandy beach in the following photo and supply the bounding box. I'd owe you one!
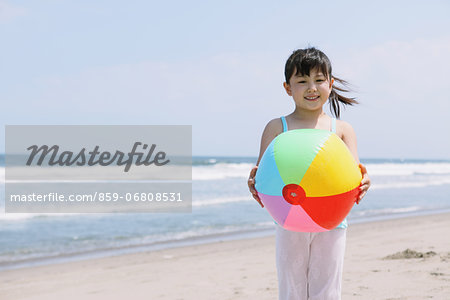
[1,213,449,300]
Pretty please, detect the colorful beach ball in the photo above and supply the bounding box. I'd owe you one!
[255,129,362,232]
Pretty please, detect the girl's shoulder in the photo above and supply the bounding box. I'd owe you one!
[262,117,284,139]
[335,119,357,144]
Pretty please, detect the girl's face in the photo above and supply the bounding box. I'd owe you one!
[283,68,334,112]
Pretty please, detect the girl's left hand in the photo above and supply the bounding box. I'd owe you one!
[357,163,371,204]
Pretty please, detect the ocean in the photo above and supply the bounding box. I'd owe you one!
[1,156,450,271]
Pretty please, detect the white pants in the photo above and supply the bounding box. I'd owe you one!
[275,224,347,300]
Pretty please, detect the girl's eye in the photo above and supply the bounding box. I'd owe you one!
[298,79,324,83]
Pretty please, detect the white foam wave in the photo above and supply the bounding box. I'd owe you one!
[0,197,254,219]
[371,178,450,189]
[0,212,86,221]
[193,163,254,180]
[0,163,254,182]
[2,161,450,183]
[192,162,450,181]
[193,196,252,207]
[365,162,450,176]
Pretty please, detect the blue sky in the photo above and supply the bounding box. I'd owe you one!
[1,0,450,159]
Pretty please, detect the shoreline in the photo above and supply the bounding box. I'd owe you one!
[0,211,449,299]
[2,207,450,272]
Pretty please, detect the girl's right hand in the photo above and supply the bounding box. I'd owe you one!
[248,166,264,208]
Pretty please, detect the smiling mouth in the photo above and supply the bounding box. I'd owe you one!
[305,96,320,101]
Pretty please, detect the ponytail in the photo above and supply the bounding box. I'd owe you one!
[328,76,358,119]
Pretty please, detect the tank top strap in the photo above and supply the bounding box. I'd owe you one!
[331,117,336,133]
[280,116,288,132]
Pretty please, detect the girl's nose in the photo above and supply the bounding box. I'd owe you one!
[307,84,317,92]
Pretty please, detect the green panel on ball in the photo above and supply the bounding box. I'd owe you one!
[273,129,331,185]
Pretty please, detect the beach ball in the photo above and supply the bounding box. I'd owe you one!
[255,129,362,232]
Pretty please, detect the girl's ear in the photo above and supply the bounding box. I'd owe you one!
[329,77,335,88]
[283,82,292,96]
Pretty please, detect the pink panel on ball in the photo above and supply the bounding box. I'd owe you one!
[258,192,291,226]
[283,205,328,232]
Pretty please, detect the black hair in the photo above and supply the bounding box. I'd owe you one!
[284,47,358,118]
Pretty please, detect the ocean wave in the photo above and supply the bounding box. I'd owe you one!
[0,222,275,266]
[0,212,97,221]
[192,162,253,180]
[352,206,422,217]
[365,162,450,176]
[192,162,450,181]
[2,161,450,182]
[193,196,252,207]
[371,178,450,189]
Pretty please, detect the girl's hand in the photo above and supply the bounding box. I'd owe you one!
[248,166,264,208]
[357,163,371,204]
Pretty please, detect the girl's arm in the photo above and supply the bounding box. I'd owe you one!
[248,119,283,207]
[340,120,360,164]
[340,120,371,204]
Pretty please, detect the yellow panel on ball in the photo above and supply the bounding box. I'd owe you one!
[299,134,362,197]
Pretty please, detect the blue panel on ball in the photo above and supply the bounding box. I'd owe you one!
[255,138,285,196]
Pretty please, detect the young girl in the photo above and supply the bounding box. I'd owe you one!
[247,47,371,300]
